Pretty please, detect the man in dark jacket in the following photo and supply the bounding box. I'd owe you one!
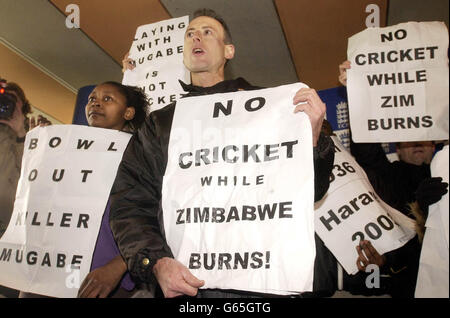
[110,8,334,298]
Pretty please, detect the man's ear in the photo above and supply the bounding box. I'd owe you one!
[124,107,135,120]
[225,44,235,60]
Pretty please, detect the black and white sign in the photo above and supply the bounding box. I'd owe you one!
[347,21,449,142]
[0,125,131,297]
[314,137,416,274]
[122,16,190,112]
[162,83,315,295]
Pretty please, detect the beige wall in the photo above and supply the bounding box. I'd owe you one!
[0,43,76,124]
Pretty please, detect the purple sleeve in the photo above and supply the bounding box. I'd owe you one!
[91,201,135,291]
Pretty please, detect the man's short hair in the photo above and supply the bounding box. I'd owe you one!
[193,8,232,44]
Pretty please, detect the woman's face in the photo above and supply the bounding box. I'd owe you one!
[85,83,133,130]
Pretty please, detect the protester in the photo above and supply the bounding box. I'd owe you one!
[338,61,448,297]
[304,121,394,298]
[111,8,334,298]
[75,81,148,298]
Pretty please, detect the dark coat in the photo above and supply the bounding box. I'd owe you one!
[109,78,335,288]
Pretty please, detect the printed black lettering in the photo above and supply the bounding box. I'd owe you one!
[264,144,279,161]
[367,74,383,86]
[77,214,89,228]
[196,149,211,166]
[217,175,227,186]
[189,253,201,269]
[365,222,382,240]
[257,203,277,220]
[71,255,83,267]
[49,137,62,148]
[394,117,406,129]
[242,205,256,221]
[107,142,118,151]
[77,139,94,150]
[250,252,264,269]
[218,253,232,270]
[179,152,193,169]
[380,32,393,43]
[194,208,209,223]
[27,251,38,265]
[416,69,427,82]
[176,209,184,225]
[426,46,438,59]
[81,170,93,182]
[29,138,38,150]
[407,116,420,128]
[60,213,72,227]
[381,96,391,108]
[279,201,293,218]
[0,248,12,262]
[222,145,238,163]
[31,212,41,226]
[15,250,23,263]
[233,252,249,269]
[41,253,51,267]
[368,53,379,65]
[320,210,341,231]
[280,140,298,158]
[28,169,38,181]
[243,144,261,162]
[256,175,264,185]
[200,176,212,186]
[204,253,216,270]
[338,205,353,219]
[422,115,433,128]
[52,169,65,182]
[368,119,378,130]
[57,254,66,268]
[46,213,54,226]
[244,97,265,112]
[355,54,366,65]
[226,207,240,222]
[212,208,225,223]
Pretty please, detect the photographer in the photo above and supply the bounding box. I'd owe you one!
[0,79,50,238]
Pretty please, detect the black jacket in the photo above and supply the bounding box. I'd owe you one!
[350,141,430,216]
[109,78,335,285]
[349,140,425,298]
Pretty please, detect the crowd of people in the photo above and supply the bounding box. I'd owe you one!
[0,8,448,299]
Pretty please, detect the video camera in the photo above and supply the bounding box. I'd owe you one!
[0,86,17,120]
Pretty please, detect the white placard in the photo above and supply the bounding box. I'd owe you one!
[314,137,416,275]
[162,83,316,294]
[0,125,131,297]
[347,21,449,143]
[122,16,190,112]
[415,145,449,298]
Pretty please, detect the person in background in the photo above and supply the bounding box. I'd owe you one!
[0,79,51,298]
[112,8,334,298]
[0,80,51,238]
